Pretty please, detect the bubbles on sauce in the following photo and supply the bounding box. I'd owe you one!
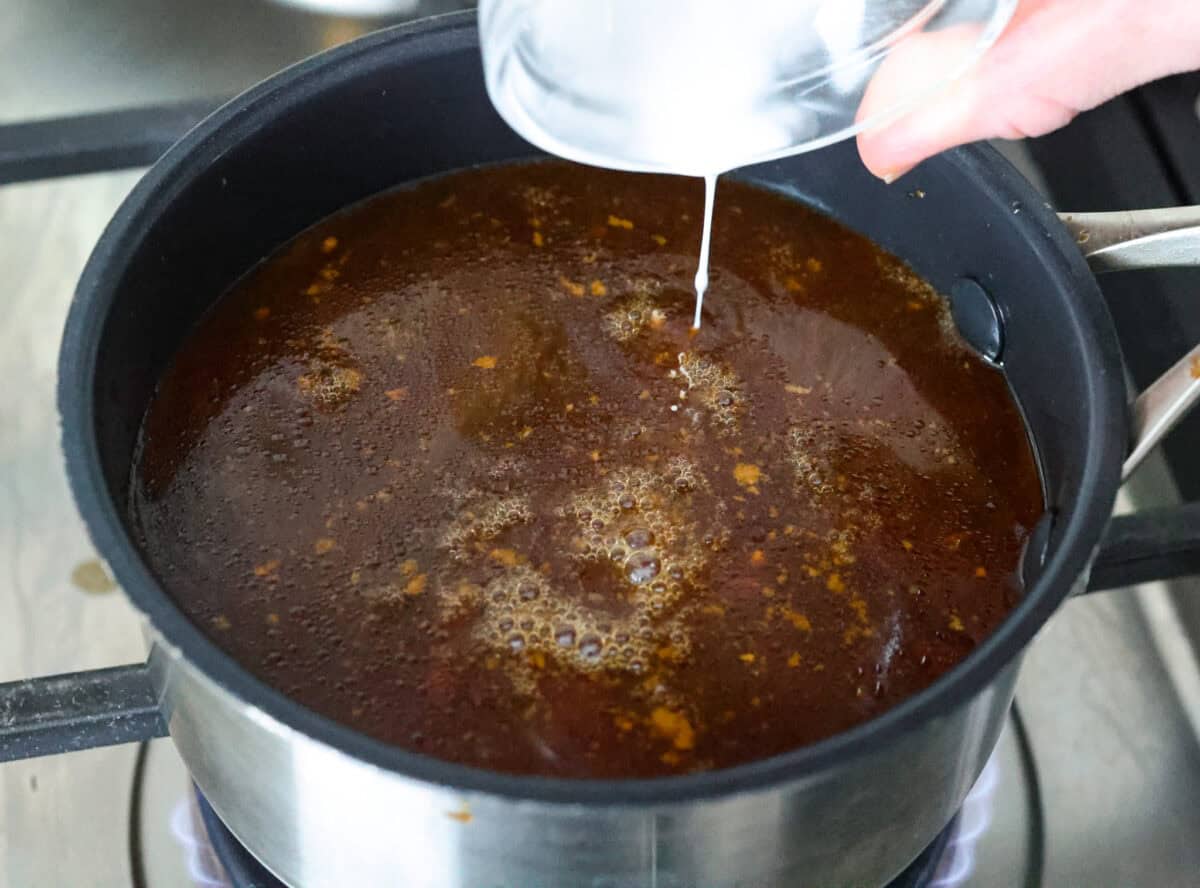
[602,285,669,344]
[441,494,533,555]
[443,458,719,688]
[625,551,661,585]
[568,462,715,613]
[625,528,654,548]
[297,363,362,408]
[675,351,743,431]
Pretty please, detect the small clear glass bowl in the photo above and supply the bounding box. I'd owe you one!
[480,0,1019,175]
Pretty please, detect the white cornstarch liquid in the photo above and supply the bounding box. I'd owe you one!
[693,173,718,328]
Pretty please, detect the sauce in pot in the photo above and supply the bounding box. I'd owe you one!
[133,162,1042,778]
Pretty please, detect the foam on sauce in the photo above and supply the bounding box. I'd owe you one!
[133,161,1042,778]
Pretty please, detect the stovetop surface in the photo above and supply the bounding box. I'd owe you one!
[3,1,1200,886]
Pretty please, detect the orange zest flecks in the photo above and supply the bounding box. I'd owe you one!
[489,548,520,567]
[781,607,812,632]
[733,463,762,494]
[559,276,585,297]
[649,707,695,750]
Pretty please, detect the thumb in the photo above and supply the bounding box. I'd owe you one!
[855,0,1200,182]
[855,26,1038,182]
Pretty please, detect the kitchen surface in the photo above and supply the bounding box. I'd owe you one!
[2,1,1200,886]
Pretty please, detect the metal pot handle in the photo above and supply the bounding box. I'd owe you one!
[1058,208,1200,480]
[1059,208,1200,593]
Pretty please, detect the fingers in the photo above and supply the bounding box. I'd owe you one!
[855,0,1200,181]
[855,26,1001,182]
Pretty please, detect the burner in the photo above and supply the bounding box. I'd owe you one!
[195,794,276,886]
[194,793,963,888]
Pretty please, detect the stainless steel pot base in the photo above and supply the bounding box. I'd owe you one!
[194,795,957,888]
[136,709,1040,886]
[185,723,1031,888]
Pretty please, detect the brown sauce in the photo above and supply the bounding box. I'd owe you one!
[133,161,1043,778]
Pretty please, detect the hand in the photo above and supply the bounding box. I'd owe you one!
[856,0,1200,182]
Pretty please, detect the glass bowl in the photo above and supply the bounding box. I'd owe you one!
[480,0,1019,175]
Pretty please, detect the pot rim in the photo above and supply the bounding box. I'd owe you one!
[59,11,1127,806]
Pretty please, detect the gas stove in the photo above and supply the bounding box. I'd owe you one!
[3,2,1200,886]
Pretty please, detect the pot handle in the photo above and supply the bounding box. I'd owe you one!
[1058,209,1200,480]
[1058,209,1200,593]
[0,100,221,184]
[0,662,165,763]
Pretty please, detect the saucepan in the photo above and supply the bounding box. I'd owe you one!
[2,13,1200,888]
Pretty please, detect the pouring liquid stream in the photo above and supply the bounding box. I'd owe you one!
[692,173,717,329]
